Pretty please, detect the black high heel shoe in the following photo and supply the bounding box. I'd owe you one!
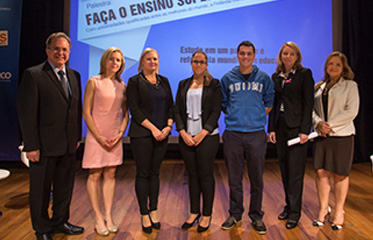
[313,212,329,227]
[331,223,343,230]
[278,210,289,220]
[197,216,212,233]
[149,215,161,230]
[141,215,152,234]
[285,219,298,229]
[329,207,344,230]
[313,219,325,227]
[181,213,201,229]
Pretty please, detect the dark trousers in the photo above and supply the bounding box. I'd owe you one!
[179,134,219,216]
[131,136,168,215]
[223,130,267,221]
[29,152,75,234]
[275,113,308,221]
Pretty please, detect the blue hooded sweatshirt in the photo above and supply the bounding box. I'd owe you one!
[221,65,274,132]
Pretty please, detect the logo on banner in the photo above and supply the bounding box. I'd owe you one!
[0,72,12,82]
[0,30,8,46]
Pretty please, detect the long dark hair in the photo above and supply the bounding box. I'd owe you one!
[315,51,355,91]
[322,51,354,82]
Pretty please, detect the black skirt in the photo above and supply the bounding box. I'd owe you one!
[313,135,354,176]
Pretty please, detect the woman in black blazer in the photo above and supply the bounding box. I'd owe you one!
[268,42,314,229]
[174,51,222,233]
[126,48,174,234]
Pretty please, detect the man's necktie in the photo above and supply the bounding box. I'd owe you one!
[57,70,71,98]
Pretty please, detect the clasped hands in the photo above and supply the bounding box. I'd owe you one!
[98,133,123,151]
[317,121,332,137]
[181,130,209,147]
[151,126,171,142]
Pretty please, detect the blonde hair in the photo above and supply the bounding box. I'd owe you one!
[275,41,303,73]
[99,47,125,82]
[137,48,159,73]
[192,50,212,86]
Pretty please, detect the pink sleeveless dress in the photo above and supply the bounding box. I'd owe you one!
[82,75,124,169]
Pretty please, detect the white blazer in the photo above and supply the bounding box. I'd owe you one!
[313,77,359,136]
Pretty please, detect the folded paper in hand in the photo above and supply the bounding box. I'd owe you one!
[287,132,319,146]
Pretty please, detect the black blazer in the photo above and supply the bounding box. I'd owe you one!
[127,73,174,138]
[174,77,222,133]
[17,61,82,156]
[268,68,314,134]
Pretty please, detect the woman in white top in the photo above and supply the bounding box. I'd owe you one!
[174,51,222,233]
[312,51,359,230]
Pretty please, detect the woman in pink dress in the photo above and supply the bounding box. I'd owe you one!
[82,47,129,236]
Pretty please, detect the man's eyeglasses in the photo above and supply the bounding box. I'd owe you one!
[48,47,70,54]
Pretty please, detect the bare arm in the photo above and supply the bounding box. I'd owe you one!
[82,78,111,149]
[108,83,130,147]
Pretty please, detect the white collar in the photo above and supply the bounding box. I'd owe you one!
[278,68,296,78]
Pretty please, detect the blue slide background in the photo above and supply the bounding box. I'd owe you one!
[69,0,332,137]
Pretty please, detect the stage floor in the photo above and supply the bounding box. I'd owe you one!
[0,159,372,240]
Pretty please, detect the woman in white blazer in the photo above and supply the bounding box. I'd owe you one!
[312,51,359,230]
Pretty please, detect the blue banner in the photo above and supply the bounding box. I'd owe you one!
[70,0,332,137]
[78,0,277,65]
[0,0,23,160]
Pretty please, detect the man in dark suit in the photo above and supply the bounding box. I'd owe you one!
[17,32,84,240]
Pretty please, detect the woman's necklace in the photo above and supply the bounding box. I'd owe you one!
[141,73,159,89]
[323,79,338,96]
[144,74,157,84]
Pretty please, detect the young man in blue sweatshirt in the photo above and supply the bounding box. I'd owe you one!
[220,41,274,234]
